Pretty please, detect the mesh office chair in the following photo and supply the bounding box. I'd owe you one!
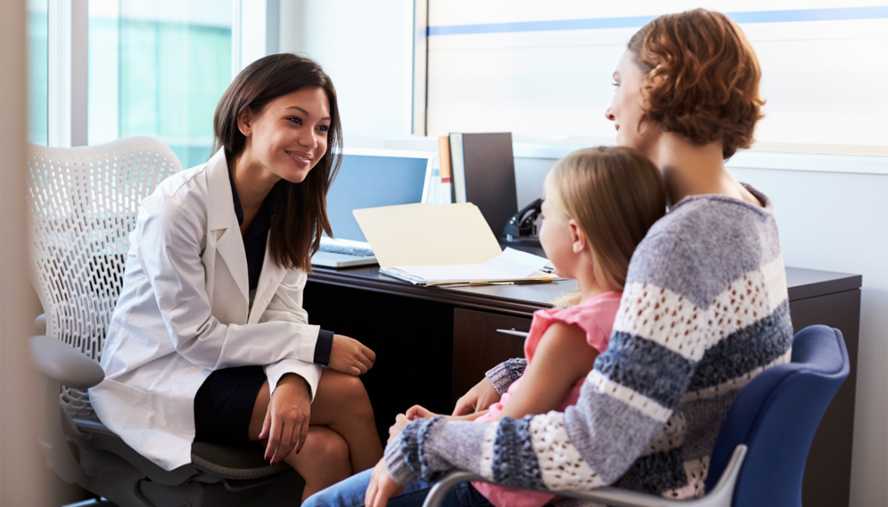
[27,137,303,507]
[423,325,850,507]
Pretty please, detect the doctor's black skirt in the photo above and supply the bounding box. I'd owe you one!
[193,365,267,444]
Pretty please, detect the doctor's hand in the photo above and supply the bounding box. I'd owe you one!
[329,334,376,376]
[259,374,311,466]
[452,377,500,416]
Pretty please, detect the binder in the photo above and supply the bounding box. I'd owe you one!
[437,136,453,205]
[448,132,519,237]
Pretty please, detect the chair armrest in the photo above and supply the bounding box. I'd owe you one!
[30,335,105,389]
[422,445,747,507]
[35,313,46,335]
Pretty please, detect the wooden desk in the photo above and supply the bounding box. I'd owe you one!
[303,265,860,507]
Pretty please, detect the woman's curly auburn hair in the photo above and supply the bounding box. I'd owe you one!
[628,9,765,159]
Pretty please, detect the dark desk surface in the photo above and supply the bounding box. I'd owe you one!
[308,264,861,317]
[785,267,862,300]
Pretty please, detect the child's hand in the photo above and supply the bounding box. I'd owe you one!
[388,413,411,443]
[449,409,489,422]
[405,404,438,421]
[453,377,500,416]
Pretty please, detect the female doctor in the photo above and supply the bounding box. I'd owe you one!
[89,54,383,501]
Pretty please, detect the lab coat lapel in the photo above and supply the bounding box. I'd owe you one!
[206,150,250,307]
[248,235,286,323]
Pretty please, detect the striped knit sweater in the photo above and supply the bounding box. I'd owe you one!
[384,186,794,500]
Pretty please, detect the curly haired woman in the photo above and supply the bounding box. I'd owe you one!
[307,9,793,506]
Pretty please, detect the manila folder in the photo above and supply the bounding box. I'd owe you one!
[353,203,503,268]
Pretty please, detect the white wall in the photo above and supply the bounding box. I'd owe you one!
[514,157,556,207]
[292,2,888,504]
[285,0,415,148]
[730,166,888,507]
[1,0,49,504]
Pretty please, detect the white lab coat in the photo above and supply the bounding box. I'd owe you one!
[89,149,323,471]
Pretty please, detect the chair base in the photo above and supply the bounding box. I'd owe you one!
[75,448,304,507]
[44,411,305,507]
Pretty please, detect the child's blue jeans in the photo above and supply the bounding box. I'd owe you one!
[302,467,493,507]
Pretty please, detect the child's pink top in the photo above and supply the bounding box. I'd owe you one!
[472,291,622,507]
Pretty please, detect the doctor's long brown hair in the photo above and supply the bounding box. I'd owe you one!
[212,54,342,272]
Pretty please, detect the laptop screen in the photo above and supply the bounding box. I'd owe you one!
[325,151,432,242]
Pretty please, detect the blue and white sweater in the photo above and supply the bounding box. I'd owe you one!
[385,186,794,500]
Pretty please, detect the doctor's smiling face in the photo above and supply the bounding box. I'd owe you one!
[213,53,342,271]
[237,86,331,185]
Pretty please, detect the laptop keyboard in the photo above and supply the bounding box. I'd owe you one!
[318,243,375,257]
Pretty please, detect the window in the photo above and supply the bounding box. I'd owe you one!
[28,0,49,145]
[422,1,888,157]
[29,0,281,164]
[89,0,233,168]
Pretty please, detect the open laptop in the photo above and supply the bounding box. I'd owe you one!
[311,148,434,268]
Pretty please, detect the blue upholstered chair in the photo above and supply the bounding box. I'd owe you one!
[423,325,850,507]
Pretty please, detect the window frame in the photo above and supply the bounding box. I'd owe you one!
[43,0,278,149]
[47,0,87,147]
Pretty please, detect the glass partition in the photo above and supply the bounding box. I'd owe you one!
[28,0,49,145]
[89,0,233,168]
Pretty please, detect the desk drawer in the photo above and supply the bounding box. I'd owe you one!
[453,308,532,398]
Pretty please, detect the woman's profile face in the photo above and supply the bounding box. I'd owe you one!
[605,50,656,155]
[240,85,331,184]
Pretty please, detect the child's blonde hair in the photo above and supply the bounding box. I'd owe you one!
[545,146,666,307]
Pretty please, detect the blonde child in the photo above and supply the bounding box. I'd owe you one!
[399,146,667,507]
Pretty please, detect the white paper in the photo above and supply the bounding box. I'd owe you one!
[389,248,550,283]
[485,248,549,276]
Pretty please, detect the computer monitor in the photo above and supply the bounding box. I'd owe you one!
[325,148,434,242]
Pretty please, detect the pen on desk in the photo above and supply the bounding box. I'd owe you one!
[437,279,559,288]
[432,281,516,288]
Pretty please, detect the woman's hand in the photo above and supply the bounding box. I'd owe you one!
[328,334,376,376]
[452,377,500,416]
[259,374,311,466]
[365,458,405,507]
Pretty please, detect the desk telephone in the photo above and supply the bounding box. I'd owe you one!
[502,198,542,247]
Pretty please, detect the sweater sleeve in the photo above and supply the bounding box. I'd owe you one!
[485,358,527,395]
[386,231,706,491]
